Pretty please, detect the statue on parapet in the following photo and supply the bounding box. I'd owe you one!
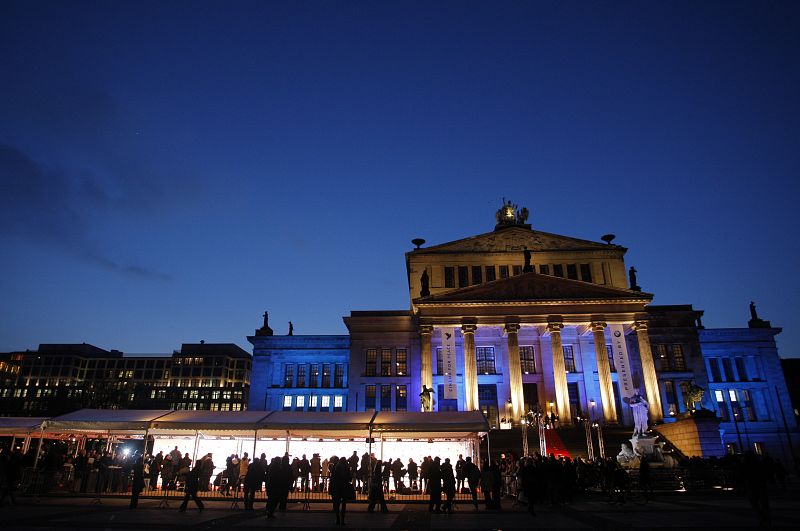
[628,266,641,291]
[420,385,434,412]
[420,270,430,297]
[523,248,533,273]
[288,321,294,336]
[684,381,705,411]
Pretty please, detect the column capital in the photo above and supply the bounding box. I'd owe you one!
[591,321,607,332]
[420,324,434,335]
[461,324,477,334]
[504,322,521,334]
[633,320,649,331]
[546,322,564,333]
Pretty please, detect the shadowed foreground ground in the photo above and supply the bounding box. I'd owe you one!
[1,487,798,530]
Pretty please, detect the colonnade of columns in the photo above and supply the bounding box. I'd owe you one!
[418,318,663,426]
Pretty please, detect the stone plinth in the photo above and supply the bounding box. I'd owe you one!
[655,414,725,458]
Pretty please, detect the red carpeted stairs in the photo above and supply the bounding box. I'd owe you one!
[543,428,571,457]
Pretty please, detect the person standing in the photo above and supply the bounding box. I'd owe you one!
[441,458,456,514]
[129,456,145,509]
[427,457,442,512]
[299,454,311,493]
[178,466,204,513]
[243,457,263,510]
[455,454,466,493]
[330,456,352,526]
[310,453,321,492]
[407,458,418,490]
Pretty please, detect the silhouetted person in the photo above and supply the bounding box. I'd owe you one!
[367,460,389,513]
[130,456,145,509]
[178,466,204,513]
[330,457,352,526]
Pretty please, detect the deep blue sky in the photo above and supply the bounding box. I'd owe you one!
[1,1,798,357]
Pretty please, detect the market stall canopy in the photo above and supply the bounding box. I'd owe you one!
[149,410,273,435]
[46,409,172,434]
[0,417,48,435]
[372,411,489,438]
[259,411,376,438]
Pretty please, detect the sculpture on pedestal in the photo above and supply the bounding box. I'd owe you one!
[626,391,649,436]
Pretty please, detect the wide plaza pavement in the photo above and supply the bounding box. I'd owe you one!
[1,488,798,530]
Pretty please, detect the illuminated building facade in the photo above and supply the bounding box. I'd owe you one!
[249,201,797,460]
[247,315,350,412]
[0,342,251,415]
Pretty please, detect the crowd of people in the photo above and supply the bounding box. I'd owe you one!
[0,440,792,527]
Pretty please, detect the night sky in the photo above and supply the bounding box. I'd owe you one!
[1,1,798,357]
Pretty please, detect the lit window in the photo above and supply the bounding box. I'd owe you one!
[296,395,305,408]
[310,395,318,408]
[334,395,343,408]
[520,346,535,374]
[283,395,292,408]
[321,395,331,408]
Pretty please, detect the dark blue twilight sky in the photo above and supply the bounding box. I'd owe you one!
[1,1,798,357]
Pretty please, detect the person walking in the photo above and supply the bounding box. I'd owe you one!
[265,457,282,519]
[129,456,145,509]
[367,460,389,513]
[330,456,353,526]
[178,465,205,513]
[0,447,22,507]
[464,457,480,510]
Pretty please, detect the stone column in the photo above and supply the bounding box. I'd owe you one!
[505,323,525,423]
[634,320,664,423]
[548,322,571,421]
[461,324,479,411]
[591,321,618,424]
[420,324,434,404]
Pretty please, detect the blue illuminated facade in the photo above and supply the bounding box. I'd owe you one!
[248,325,350,412]
[245,206,797,462]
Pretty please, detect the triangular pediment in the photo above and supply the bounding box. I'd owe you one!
[414,227,620,254]
[414,272,652,304]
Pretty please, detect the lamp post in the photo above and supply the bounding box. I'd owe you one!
[589,399,605,459]
[521,411,532,457]
[577,414,594,461]
[729,390,744,453]
[532,405,546,456]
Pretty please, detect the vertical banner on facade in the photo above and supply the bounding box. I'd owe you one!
[609,323,635,400]
[441,327,457,400]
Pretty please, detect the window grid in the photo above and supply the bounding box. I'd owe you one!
[563,345,576,373]
[365,349,377,377]
[283,364,294,388]
[476,347,496,375]
[520,346,536,374]
[396,385,407,411]
[396,349,407,376]
[380,349,391,376]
